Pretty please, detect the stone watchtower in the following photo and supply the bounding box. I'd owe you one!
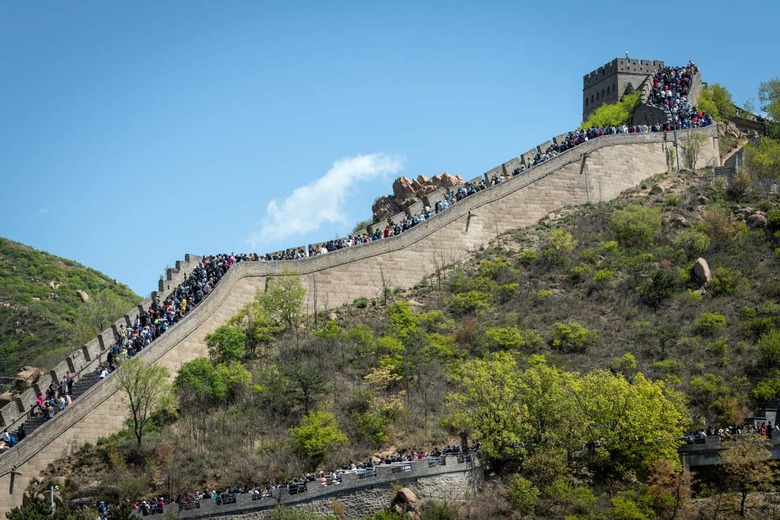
[582,58,664,121]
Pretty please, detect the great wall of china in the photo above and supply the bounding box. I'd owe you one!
[0,124,721,516]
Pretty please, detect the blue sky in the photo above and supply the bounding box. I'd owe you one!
[1,1,777,297]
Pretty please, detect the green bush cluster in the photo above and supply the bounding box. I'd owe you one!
[550,322,598,353]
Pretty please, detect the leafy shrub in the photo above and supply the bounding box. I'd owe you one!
[609,205,663,247]
[205,325,247,364]
[543,477,597,516]
[672,229,711,258]
[767,209,780,234]
[353,297,369,309]
[581,90,642,128]
[448,290,493,316]
[710,267,746,296]
[592,268,615,284]
[651,358,683,375]
[498,282,519,303]
[290,410,348,461]
[484,326,543,352]
[569,265,589,283]
[419,501,459,520]
[695,313,727,336]
[507,475,539,515]
[701,207,746,249]
[637,269,680,308]
[518,249,538,265]
[550,322,598,353]
[758,330,780,369]
[536,289,553,299]
[541,230,578,265]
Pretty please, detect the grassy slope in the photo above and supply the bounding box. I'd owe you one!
[0,238,140,380]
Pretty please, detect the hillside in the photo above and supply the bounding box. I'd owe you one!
[31,164,780,519]
[0,238,140,381]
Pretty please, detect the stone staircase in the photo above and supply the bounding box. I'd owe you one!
[19,372,102,437]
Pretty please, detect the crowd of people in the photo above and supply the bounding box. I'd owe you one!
[685,422,780,444]
[644,61,712,130]
[82,444,480,517]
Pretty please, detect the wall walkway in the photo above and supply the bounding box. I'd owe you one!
[0,125,720,516]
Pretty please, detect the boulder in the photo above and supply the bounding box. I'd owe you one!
[670,216,688,228]
[76,290,90,303]
[392,487,421,519]
[0,391,13,407]
[693,258,712,287]
[15,366,44,392]
[327,312,338,321]
[747,213,768,228]
[650,184,665,195]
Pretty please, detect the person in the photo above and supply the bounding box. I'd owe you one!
[99,366,109,380]
[31,392,45,416]
[66,371,74,396]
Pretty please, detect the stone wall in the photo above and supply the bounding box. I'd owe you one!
[0,126,720,517]
[167,457,481,520]
[0,255,202,433]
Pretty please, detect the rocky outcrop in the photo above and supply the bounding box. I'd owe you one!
[372,173,464,223]
[76,290,89,303]
[14,366,44,392]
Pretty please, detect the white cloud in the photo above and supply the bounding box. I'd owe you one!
[248,153,405,248]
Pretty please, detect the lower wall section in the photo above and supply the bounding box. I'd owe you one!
[213,471,481,520]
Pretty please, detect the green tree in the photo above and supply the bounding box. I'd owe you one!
[205,325,247,364]
[743,137,780,190]
[696,83,736,121]
[229,299,281,360]
[116,356,171,446]
[550,322,598,353]
[759,78,780,123]
[582,90,642,128]
[718,431,776,517]
[507,475,540,515]
[290,410,348,463]
[758,330,780,369]
[609,205,663,247]
[259,268,306,338]
[572,371,688,479]
[446,352,531,464]
[76,288,130,342]
[174,357,228,408]
[278,360,329,414]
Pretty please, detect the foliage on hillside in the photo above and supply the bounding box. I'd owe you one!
[0,238,140,379]
[581,90,642,128]
[35,166,780,518]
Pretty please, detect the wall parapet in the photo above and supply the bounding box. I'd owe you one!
[136,455,481,519]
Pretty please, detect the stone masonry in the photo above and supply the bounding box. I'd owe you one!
[0,126,720,517]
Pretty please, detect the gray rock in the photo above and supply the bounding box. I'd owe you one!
[77,290,89,303]
[748,213,768,228]
[650,184,665,195]
[693,258,712,287]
